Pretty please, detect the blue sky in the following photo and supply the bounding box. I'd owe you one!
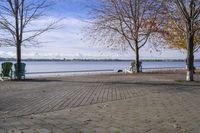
[0,0,199,60]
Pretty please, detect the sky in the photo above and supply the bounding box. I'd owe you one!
[0,0,199,60]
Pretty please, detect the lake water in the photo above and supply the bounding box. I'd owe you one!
[1,60,200,77]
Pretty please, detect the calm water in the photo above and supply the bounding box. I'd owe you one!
[1,60,200,77]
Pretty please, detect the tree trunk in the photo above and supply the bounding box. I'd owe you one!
[15,0,22,80]
[16,41,22,80]
[186,33,194,81]
[135,42,140,73]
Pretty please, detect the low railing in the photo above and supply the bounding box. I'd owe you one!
[142,66,185,70]
[26,69,114,75]
[143,66,200,70]
[26,66,200,75]
[125,66,200,72]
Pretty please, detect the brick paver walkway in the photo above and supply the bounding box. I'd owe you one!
[0,73,200,133]
[0,74,150,118]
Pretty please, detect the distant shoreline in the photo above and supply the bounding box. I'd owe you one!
[0,58,200,62]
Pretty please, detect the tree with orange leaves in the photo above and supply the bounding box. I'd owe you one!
[88,0,163,73]
[162,0,200,81]
[163,21,200,53]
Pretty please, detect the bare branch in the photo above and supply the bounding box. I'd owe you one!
[87,0,162,52]
[0,0,58,47]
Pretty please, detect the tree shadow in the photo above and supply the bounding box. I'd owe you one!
[11,78,63,82]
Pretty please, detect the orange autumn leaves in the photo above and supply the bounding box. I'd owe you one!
[163,21,200,52]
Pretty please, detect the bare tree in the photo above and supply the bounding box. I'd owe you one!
[88,0,163,73]
[0,0,57,80]
[163,0,200,81]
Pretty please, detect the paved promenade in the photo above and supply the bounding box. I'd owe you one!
[0,72,200,133]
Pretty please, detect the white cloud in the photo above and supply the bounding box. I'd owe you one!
[0,17,199,60]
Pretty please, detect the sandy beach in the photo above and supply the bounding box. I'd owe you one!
[0,71,200,133]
